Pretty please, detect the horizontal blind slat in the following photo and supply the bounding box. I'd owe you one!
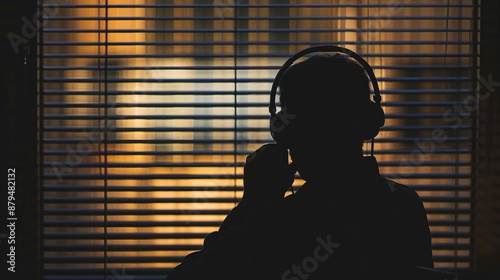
[40,1,477,276]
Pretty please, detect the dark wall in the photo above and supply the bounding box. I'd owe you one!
[0,0,497,279]
[0,0,39,279]
[475,0,500,272]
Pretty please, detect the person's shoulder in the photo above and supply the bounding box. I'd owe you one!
[382,177,428,216]
[383,177,421,198]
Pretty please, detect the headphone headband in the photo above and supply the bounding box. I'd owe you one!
[269,45,381,116]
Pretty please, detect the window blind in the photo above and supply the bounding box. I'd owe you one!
[39,1,479,279]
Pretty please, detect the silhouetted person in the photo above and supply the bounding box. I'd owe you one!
[166,51,434,280]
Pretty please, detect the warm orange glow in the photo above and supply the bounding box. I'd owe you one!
[42,0,476,275]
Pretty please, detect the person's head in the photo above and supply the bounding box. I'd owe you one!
[275,53,385,179]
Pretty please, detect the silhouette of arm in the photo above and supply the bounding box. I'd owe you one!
[166,204,250,280]
[387,179,434,269]
[167,144,294,280]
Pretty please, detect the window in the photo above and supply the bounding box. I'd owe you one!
[39,1,479,279]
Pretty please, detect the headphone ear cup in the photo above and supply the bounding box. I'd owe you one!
[359,102,385,140]
[269,112,291,147]
[270,113,281,143]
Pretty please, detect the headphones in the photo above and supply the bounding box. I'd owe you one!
[269,45,385,156]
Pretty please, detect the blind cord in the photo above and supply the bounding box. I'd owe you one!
[454,0,464,270]
[445,0,462,270]
[233,2,238,206]
[104,0,109,275]
[470,0,480,271]
[97,0,109,276]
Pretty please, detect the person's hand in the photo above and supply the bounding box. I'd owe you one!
[240,144,296,209]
